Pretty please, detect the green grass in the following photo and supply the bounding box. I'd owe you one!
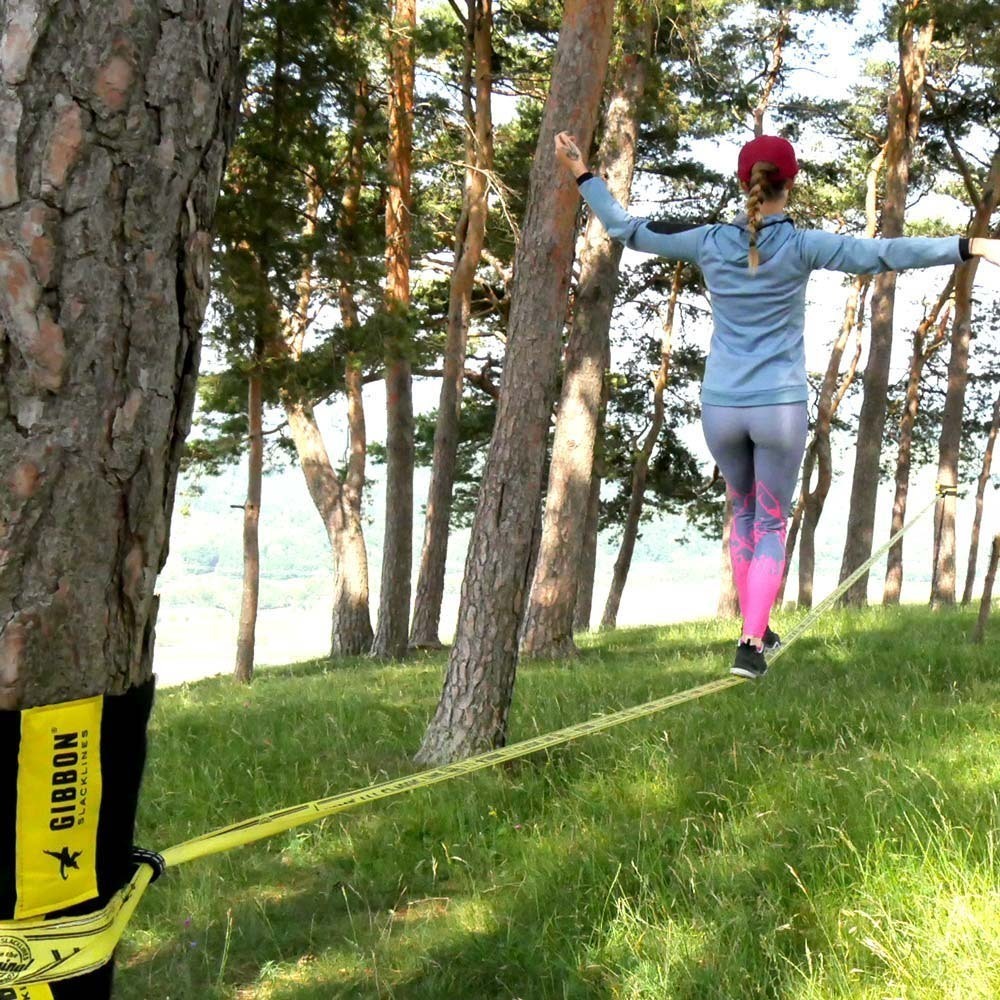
[117,606,1000,999]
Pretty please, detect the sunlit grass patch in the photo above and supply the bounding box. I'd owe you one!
[119,605,1000,998]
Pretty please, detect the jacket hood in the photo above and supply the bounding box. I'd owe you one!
[706,212,796,267]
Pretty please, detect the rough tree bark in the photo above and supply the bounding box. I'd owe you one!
[963,388,1000,605]
[520,8,653,657]
[410,0,494,649]
[414,0,615,764]
[372,0,416,658]
[234,366,264,683]
[930,145,1000,607]
[600,263,681,631]
[881,283,952,604]
[838,6,933,606]
[0,0,241,989]
[0,2,242,696]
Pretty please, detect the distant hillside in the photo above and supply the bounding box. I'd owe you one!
[153,453,998,685]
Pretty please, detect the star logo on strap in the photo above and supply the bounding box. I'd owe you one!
[43,847,83,881]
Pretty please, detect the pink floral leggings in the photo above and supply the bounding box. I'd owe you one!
[702,402,808,637]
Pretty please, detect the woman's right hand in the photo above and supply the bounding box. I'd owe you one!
[971,237,1000,266]
[554,131,588,178]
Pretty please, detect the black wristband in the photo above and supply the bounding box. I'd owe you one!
[959,237,972,261]
[575,171,595,186]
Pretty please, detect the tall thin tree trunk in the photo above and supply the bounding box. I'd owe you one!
[415,0,615,765]
[574,376,608,633]
[778,439,815,607]
[280,86,374,656]
[839,8,933,606]
[799,288,867,608]
[600,264,681,631]
[963,388,1000,605]
[882,286,953,604]
[795,148,882,607]
[266,148,373,657]
[411,0,494,648]
[373,0,417,658]
[235,370,264,683]
[520,9,654,657]
[337,357,375,651]
[717,495,741,617]
[931,146,1000,607]
[336,80,375,651]
[971,535,1000,644]
[0,2,241,994]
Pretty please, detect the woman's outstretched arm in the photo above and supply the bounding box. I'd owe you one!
[554,131,706,263]
[796,228,996,275]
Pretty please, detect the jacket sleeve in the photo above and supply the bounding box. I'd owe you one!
[577,174,706,263]
[797,229,965,274]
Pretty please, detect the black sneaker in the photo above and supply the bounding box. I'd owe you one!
[731,639,768,680]
[762,626,781,652]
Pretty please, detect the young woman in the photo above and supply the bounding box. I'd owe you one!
[554,130,1000,679]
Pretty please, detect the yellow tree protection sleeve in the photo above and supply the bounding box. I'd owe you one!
[15,698,103,920]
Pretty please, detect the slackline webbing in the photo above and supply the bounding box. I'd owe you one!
[0,486,955,988]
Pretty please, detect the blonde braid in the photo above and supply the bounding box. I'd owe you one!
[745,160,778,275]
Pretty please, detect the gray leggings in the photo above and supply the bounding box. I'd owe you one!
[702,402,808,633]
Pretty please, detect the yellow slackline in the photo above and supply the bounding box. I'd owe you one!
[0,486,956,989]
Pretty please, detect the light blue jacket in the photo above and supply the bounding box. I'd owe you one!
[578,174,966,407]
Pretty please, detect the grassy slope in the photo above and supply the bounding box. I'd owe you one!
[118,606,1000,999]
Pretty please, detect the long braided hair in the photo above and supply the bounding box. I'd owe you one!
[746,160,786,275]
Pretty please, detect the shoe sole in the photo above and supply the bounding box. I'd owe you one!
[730,666,767,680]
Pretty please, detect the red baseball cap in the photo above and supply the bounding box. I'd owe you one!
[737,135,799,185]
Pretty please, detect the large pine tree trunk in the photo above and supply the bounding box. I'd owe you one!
[882,287,952,604]
[0,0,241,990]
[235,369,264,683]
[600,264,681,631]
[373,0,416,658]
[931,147,1000,607]
[410,0,494,649]
[838,10,933,607]
[414,0,615,765]
[520,9,653,658]
[963,388,1000,605]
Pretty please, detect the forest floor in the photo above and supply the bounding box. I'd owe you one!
[118,605,1000,999]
